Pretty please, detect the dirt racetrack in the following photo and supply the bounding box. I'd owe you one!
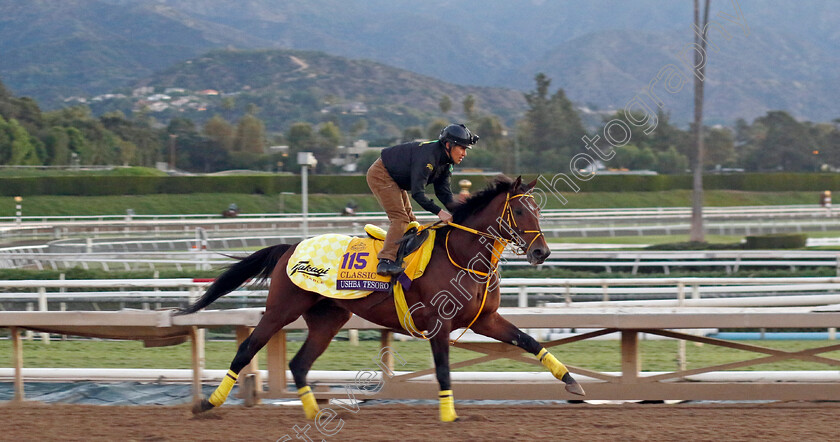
[1,401,839,441]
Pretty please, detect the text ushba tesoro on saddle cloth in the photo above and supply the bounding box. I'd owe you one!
[286,233,434,299]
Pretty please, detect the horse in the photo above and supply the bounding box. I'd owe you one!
[177,175,584,422]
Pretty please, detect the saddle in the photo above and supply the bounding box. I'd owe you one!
[365,221,430,273]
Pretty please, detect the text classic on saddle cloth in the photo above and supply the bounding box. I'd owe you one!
[286,227,436,299]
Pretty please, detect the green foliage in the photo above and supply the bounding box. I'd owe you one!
[234,113,266,154]
[744,234,808,249]
[0,116,41,165]
[645,241,743,250]
[738,111,822,171]
[203,115,235,152]
[519,73,586,173]
[355,150,380,172]
[438,95,452,114]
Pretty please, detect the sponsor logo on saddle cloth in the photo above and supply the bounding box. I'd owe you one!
[287,232,436,299]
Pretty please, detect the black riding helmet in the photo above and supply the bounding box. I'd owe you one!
[439,124,479,149]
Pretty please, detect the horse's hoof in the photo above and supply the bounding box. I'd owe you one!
[562,373,586,396]
[192,399,215,414]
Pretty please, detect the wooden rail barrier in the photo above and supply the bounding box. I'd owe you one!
[4,306,840,405]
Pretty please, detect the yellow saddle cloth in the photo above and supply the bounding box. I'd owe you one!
[287,229,436,299]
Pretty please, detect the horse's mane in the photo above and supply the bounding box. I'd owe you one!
[450,175,525,224]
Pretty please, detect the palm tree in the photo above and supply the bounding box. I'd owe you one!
[690,0,711,242]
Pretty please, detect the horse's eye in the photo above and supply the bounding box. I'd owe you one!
[514,208,523,216]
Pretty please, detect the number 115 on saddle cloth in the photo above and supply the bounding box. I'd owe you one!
[286,228,436,299]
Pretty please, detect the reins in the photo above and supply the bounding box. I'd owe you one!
[438,192,541,344]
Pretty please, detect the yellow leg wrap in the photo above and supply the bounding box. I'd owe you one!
[439,390,458,422]
[298,386,320,420]
[208,370,238,407]
[537,348,569,380]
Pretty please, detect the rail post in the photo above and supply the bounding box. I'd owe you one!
[11,327,24,402]
[266,330,287,396]
[517,285,528,307]
[189,326,203,406]
[37,287,50,343]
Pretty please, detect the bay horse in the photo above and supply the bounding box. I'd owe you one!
[178,175,584,422]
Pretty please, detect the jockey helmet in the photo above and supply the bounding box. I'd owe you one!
[439,124,479,149]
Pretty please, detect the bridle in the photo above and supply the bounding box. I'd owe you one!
[444,191,543,258]
[431,190,544,343]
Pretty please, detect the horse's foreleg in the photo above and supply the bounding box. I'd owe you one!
[471,312,585,396]
[428,323,458,422]
[289,302,352,419]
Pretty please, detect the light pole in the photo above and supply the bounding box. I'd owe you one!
[297,152,317,238]
[14,196,22,226]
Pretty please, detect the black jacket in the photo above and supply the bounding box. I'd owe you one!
[380,140,455,215]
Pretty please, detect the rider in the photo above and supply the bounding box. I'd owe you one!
[366,123,479,276]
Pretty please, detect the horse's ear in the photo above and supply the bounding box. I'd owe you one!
[526,178,538,190]
[513,175,522,190]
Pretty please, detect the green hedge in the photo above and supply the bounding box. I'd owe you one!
[2,173,840,196]
[744,234,808,249]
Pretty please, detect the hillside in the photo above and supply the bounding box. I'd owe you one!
[0,0,271,108]
[106,49,528,136]
[516,27,840,125]
[1,0,838,124]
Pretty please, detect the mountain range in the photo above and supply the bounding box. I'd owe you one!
[1,0,837,125]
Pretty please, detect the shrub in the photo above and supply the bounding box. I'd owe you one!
[743,234,807,249]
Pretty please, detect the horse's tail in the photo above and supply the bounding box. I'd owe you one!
[175,243,294,315]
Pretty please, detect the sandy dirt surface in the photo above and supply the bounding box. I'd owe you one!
[1,401,838,441]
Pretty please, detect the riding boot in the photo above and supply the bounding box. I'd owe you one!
[376,258,403,276]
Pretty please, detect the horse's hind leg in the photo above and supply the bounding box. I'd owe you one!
[194,286,321,414]
[289,300,352,419]
[470,312,585,396]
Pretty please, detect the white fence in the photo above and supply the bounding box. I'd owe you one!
[2,276,840,310]
[3,204,840,241]
[3,244,840,274]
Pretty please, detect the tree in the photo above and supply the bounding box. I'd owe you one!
[655,147,690,174]
[234,114,266,154]
[426,119,448,141]
[100,111,163,167]
[402,127,423,142]
[350,119,368,140]
[286,122,317,172]
[690,0,711,242]
[42,126,71,165]
[203,115,235,151]
[356,150,381,172]
[221,97,236,120]
[462,95,476,120]
[470,115,507,171]
[117,138,138,166]
[314,121,341,172]
[704,127,736,167]
[519,73,586,172]
[439,95,452,114]
[743,111,818,171]
[0,116,40,165]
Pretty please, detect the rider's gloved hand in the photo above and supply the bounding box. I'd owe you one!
[438,210,453,223]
